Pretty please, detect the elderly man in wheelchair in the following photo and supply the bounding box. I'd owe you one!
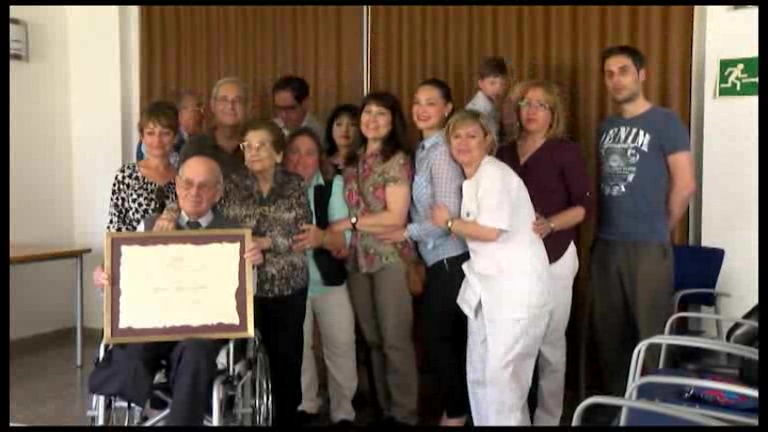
[86,155,271,426]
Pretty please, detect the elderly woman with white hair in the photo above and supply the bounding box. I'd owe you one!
[431,109,551,426]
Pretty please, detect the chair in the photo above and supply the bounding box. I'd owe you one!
[86,332,273,426]
[662,306,758,381]
[671,245,728,338]
[571,395,729,426]
[624,374,758,425]
[622,335,758,426]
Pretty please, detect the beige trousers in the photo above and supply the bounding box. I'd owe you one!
[347,260,419,425]
[298,285,358,422]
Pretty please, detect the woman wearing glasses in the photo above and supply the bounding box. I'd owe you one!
[496,80,592,426]
[216,119,312,426]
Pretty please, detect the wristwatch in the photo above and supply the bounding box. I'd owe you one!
[548,219,556,232]
[350,215,359,231]
[446,218,454,233]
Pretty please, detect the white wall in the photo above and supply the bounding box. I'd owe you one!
[698,6,759,320]
[10,5,140,339]
[10,5,76,339]
[68,5,131,334]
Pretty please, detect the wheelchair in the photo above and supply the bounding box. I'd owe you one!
[86,331,273,426]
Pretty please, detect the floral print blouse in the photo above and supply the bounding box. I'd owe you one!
[343,149,415,273]
[218,166,312,298]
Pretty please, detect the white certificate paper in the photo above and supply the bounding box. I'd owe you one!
[118,242,241,329]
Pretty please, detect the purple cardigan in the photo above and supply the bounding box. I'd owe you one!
[497,138,593,263]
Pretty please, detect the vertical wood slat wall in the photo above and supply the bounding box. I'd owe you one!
[141,5,694,402]
[140,6,363,126]
[370,5,694,399]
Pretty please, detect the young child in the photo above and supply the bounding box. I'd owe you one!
[465,56,511,144]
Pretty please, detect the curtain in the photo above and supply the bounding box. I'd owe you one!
[370,5,694,403]
[140,6,363,126]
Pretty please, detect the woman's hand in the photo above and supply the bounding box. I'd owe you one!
[328,219,351,233]
[152,208,180,232]
[431,203,451,228]
[292,224,325,252]
[92,265,110,290]
[532,213,554,238]
[243,243,264,266]
[375,228,407,244]
[252,236,272,251]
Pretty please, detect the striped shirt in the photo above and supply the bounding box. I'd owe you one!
[406,132,468,267]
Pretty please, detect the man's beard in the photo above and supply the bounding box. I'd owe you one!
[614,87,641,105]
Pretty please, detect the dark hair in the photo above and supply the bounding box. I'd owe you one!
[601,45,646,72]
[287,126,323,153]
[325,104,360,157]
[478,56,510,79]
[272,75,310,104]
[287,126,335,181]
[346,92,410,167]
[174,89,201,109]
[240,118,287,154]
[416,77,455,120]
[138,100,179,135]
[418,77,453,103]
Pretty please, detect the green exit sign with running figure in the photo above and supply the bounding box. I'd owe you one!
[718,57,758,97]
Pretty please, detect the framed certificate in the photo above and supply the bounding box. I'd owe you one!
[104,228,254,344]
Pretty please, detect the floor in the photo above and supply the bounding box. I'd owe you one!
[9,328,100,426]
[9,327,577,426]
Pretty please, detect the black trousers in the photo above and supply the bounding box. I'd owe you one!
[422,251,471,418]
[88,339,225,425]
[255,287,308,426]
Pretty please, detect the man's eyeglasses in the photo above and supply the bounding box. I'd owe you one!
[215,96,246,107]
[180,105,204,114]
[518,100,551,112]
[178,177,218,194]
[274,104,300,114]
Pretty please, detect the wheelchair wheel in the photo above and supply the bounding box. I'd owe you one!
[250,336,273,426]
[88,394,144,426]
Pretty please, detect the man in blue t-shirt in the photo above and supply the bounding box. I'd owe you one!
[589,45,697,406]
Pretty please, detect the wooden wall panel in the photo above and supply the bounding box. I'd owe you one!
[371,5,694,403]
[140,6,363,126]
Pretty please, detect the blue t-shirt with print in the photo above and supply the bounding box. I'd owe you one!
[597,105,690,243]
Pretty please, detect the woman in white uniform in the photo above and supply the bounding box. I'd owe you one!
[497,80,592,425]
[431,109,551,426]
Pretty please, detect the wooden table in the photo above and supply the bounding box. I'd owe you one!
[10,244,92,368]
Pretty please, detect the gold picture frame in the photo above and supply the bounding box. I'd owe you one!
[104,228,254,344]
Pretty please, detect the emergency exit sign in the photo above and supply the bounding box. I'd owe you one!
[718,57,759,97]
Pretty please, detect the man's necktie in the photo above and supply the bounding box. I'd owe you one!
[186,220,202,230]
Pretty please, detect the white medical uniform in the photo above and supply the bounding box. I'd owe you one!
[534,241,579,426]
[456,156,551,426]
